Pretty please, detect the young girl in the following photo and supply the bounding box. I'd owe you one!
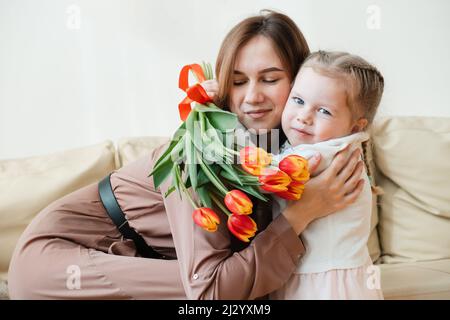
[270,51,385,300]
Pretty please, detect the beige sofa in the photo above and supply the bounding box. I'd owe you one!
[1,116,449,300]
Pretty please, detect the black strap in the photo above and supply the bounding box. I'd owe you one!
[98,173,174,260]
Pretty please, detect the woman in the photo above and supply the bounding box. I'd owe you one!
[8,10,364,299]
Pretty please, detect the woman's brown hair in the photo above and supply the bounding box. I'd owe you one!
[215,10,310,109]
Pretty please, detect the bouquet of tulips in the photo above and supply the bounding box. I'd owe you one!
[149,62,310,242]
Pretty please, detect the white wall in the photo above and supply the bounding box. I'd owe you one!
[1,0,449,159]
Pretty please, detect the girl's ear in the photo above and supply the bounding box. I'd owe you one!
[351,118,368,133]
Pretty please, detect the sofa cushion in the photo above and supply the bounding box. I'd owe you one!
[116,136,169,167]
[0,141,116,281]
[373,117,450,263]
[379,259,450,299]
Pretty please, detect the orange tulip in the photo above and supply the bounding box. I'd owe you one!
[224,190,253,215]
[258,168,292,193]
[276,181,306,200]
[227,214,257,242]
[192,207,220,232]
[279,155,310,183]
[239,146,272,176]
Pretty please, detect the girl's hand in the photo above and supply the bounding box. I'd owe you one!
[282,146,365,235]
[201,79,219,101]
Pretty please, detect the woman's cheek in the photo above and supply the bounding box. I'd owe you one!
[229,89,243,114]
[274,83,292,107]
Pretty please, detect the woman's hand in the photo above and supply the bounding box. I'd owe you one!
[282,146,365,235]
[201,79,219,101]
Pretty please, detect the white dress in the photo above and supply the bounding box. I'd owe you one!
[270,132,384,300]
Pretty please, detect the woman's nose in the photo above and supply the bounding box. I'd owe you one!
[244,82,265,105]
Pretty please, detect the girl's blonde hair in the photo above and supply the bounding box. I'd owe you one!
[301,51,384,124]
[302,51,385,194]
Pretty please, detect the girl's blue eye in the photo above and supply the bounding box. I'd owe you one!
[293,97,304,105]
[318,108,332,116]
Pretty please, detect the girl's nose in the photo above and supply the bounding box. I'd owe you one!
[244,82,265,105]
[297,110,313,125]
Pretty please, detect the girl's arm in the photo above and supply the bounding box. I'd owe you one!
[283,146,365,234]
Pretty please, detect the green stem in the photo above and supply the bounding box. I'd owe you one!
[209,192,231,217]
[175,165,198,209]
[196,151,228,196]
[225,146,239,156]
[199,111,206,135]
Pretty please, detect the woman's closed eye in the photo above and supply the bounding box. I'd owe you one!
[233,78,279,86]
[233,79,247,86]
[262,78,279,84]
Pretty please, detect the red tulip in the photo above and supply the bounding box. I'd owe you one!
[279,155,310,183]
[192,207,220,232]
[227,214,257,242]
[224,190,253,215]
[258,168,292,193]
[239,146,272,176]
[275,181,306,200]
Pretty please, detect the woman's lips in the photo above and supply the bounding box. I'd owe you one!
[245,109,271,119]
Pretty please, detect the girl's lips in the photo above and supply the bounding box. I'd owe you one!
[245,109,271,119]
[292,128,313,136]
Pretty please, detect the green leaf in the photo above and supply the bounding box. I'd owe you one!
[218,163,243,186]
[184,175,191,189]
[207,63,213,80]
[149,139,177,178]
[172,164,183,200]
[196,151,228,196]
[207,111,238,132]
[153,158,174,189]
[201,61,211,80]
[150,129,186,179]
[195,104,227,113]
[185,134,197,190]
[196,169,210,187]
[185,108,197,133]
[202,116,235,164]
[165,185,176,197]
[197,185,213,208]
[170,135,186,165]
[151,122,186,173]
[231,165,261,184]
[195,105,238,132]
[187,110,204,154]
